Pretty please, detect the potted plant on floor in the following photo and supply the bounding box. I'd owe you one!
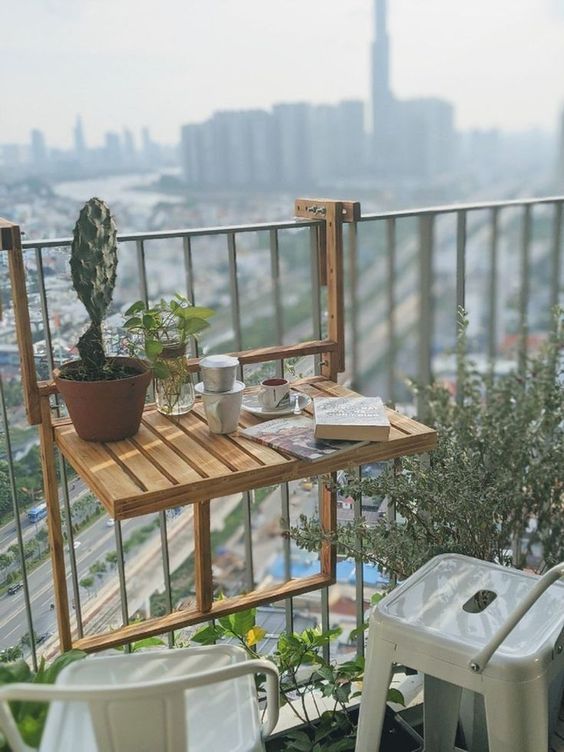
[54,198,152,442]
[123,294,215,415]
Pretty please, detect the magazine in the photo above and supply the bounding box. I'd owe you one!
[241,415,369,462]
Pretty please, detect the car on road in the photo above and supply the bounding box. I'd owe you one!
[36,632,51,645]
[7,582,23,595]
[105,519,115,527]
[73,540,81,549]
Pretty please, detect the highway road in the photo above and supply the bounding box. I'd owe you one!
[0,511,154,650]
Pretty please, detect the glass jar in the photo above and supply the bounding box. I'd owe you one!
[154,342,195,416]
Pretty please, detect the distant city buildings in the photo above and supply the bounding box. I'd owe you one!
[179,0,457,189]
[181,100,366,189]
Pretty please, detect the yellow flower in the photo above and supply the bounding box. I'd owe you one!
[245,626,267,647]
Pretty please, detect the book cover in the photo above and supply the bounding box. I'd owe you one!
[240,415,369,462]
[313,396,391,441]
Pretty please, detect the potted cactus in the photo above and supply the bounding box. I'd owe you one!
[54,197,151,442]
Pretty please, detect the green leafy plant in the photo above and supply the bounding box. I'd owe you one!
[192,607,403,752]
[123,294,214,414]
[123,294,214,378]
[0,650,86,751]
[290,309,564,579]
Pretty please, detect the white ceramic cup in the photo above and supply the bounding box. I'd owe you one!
[259,378,290,410]
[195,381,244,434]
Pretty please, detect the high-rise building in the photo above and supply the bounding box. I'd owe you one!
[122,128,136,163]
[30,129,48,167]
[272,103,312,186]
[104,132,122,165]
[74,116,86,161]
[370,0,456,180]
[371,0,396,173]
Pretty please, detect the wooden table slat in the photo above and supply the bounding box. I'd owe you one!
[142,411,233,478]
[56,426,143,508]
[103,438,175,492]
[54,379,437,519]
[131,424,203,485]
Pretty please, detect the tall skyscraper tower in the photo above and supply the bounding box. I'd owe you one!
[74,116,86,161]
[371,0,396,173]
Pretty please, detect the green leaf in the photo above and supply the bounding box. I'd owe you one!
[123,316,143,329]
[37,650,87,684]
[180,306,215,320]
[232,609,257,637]
[130,637,165,652]
[191,624,221,645]
[387,687,405,706]
[284,730,312,751]
[152,361,170,379]
[124,301,146,316]
[145,339,164,359]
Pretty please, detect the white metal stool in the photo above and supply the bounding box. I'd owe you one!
[355,554,564,752]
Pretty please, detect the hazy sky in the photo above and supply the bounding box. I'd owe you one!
[3,0,564,148]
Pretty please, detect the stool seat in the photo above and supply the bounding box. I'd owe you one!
[355,554,564,752]
[377,554,564,681]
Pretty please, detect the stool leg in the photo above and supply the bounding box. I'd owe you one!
[355,637,395,752]
[484,678,549,752]
[424,675,462,751]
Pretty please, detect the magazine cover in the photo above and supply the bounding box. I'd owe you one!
[241,415,368,462]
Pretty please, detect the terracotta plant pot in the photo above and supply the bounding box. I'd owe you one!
[54,357,152,442]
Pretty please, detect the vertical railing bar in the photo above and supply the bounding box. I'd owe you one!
[182,235,199,359]
[488,207,500,371]
[135,240,174,634]
[348,222,359,389]
[318,479,330,662]
[58,460,83,638]
[353,466,365,658]
[417,215,434,419]
[135,239,149,305]
[270,229,284,346]
[455,210,467,406]
[113,520,131,652]
[269,230,284,380]
[387,459,400,589]
[227,232,243,353]
[321,586,330,663]
[242,488,255,591]
[310,226,322,375]
[280,481,294,634]
[227,234,254,588]
[550,202,562,311]
[0,375,37,670]
[159,512,174,648]
[386,218,397,405]
[35,247,83,637]
[518,205,532,374]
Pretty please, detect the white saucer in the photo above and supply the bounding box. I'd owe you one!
[241,390,312,418]
[195,380,245,395]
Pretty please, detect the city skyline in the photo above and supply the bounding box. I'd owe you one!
[3,0,564,148]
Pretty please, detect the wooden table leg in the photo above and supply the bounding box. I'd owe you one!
[194,500,213,613]
[39,397,72,651]
[319,474,337,580]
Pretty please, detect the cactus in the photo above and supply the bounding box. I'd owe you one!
[70,197,118,376]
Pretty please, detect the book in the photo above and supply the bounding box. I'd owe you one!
[240,415,370,462]
[313,396,391,441]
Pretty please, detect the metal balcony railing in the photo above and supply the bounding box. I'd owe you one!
[0,195,562,668]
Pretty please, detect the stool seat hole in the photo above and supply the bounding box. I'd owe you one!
[463,589,497,613]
